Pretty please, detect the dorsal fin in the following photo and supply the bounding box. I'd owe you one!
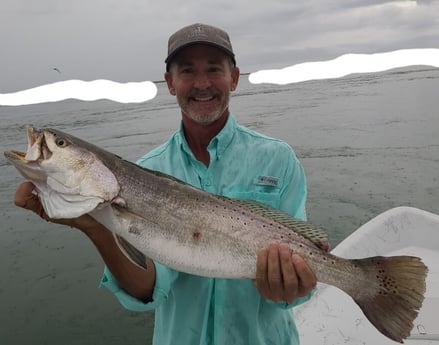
[231,198,329,249]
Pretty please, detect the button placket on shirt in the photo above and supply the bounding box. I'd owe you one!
[189,157,214,191]
[201,169,215,192]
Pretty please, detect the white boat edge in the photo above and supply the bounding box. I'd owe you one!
[295,206,439,345]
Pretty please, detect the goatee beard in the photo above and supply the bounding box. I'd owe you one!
[183,108,225,125]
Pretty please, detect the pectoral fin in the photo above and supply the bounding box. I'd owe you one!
[114,234,147,269]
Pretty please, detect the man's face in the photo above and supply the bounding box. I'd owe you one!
[165,45,239,125]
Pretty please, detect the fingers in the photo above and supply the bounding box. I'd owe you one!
[267,242,284,299]
[291,254,317,297]
[14,181,46,218]
[255,246,270,299]
[256,242,294,302]
[279,244,299,302]
[14,181,36,208]
[255,242,317,303]
[318,239,331,252]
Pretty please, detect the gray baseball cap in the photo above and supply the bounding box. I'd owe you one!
[165,23,236,70]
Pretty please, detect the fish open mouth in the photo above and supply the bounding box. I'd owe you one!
[5,126,45,163]
[4,126,51,181]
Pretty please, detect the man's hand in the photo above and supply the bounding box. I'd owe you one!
[14,181,97,231]
[14,181,48,219]
[254,242,317,303]
[14,181,156,300]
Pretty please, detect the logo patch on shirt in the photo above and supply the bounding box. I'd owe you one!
[256,176,279,187]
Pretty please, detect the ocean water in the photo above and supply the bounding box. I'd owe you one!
[1,66,438,344]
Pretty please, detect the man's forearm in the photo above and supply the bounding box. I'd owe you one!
[75,216,156,302]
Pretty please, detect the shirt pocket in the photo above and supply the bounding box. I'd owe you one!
[224,190,281,209]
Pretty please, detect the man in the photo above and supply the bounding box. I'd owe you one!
[14,23,318,344]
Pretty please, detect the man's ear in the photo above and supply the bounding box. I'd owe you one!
[165,72,176,95]
[231,67,240,91]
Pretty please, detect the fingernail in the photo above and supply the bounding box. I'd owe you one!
[291,254,302,263]
[279,243,290,252]
[268,242,278,249]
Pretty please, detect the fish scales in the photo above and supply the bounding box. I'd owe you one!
[90,148,321,278]
[102,161,318,278]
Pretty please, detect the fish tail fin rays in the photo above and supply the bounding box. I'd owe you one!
[350,256,428,343]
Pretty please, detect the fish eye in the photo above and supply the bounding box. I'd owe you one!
[55,137,68,147]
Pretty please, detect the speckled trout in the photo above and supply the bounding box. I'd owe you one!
[5,126,427,343]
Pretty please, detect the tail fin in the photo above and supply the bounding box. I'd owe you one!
[353,256,428,343]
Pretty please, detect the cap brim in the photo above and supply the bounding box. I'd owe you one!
[165,41,236,66]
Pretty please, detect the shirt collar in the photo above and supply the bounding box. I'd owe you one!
[177,114,237,162]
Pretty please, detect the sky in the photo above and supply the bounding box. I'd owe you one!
[1,0,438,93]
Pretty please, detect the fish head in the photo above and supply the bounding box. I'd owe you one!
[4,125,120,218]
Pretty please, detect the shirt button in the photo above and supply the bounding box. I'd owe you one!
[205,179,212,186]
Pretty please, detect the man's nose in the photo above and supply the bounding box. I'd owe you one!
[193,73,211,89]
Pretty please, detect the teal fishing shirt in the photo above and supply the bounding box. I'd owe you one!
[100,114,311,345]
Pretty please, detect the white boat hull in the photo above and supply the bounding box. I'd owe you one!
[295,206,439,344]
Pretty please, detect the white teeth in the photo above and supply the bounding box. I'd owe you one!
[194,96,214,102]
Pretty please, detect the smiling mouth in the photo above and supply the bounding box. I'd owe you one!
[192,96,215,102]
